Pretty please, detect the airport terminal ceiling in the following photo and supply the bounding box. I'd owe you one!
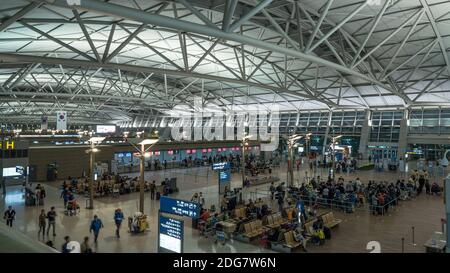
[1,0,450,125]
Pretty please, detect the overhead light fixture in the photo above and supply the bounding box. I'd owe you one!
[88,137,106,143]
[139,139,159,145]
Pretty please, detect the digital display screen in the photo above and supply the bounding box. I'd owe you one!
[212,162,230,170]
[159,214,183,253]
[96,125,116,134]
[219,171,231,182]
[159,196,200,219]
[3,167,23,177]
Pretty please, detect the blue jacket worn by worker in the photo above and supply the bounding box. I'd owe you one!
[90,219,104,234]
[114,211,124,224]
[296,200,306,216]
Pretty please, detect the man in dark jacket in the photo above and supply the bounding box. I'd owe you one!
[3,206,16,227]
[114,209,124,238]
[62,236,71,253]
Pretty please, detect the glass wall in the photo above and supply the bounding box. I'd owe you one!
[369,111,403,142]
[409,108,450,134]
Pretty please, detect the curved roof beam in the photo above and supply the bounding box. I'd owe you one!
[29,0,404,102]
[419,0,450,76]
[0,52,324,103]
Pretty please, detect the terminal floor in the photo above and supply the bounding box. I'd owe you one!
[0,161,447,253]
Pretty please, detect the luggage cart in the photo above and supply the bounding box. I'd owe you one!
[215,230,227,245]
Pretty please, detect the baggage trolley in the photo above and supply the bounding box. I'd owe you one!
[215,230,227,245]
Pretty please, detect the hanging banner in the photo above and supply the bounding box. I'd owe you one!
[41,116,48,131]
[56,111,67,131]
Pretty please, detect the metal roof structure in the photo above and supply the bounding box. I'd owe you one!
[1,0,450,125]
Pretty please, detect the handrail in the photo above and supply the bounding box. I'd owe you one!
[0,223,59,253]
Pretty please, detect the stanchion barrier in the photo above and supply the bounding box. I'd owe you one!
[401,237,405,253]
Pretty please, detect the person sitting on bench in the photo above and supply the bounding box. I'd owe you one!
[431,182,441,195]
[293,226,308,252]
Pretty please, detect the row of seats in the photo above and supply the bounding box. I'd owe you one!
[321,212,342,228]
[303,212,341,236]
[265,213,287,229]
[234,207,247,219]
[243,220,264,239]
[283,230,302,249]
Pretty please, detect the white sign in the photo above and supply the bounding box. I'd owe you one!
[96,125,116,134]
[366,241,381,253]
[67,241,80,253]
[3,167,22,177]
[56,111,67,131]
[159,233,182,253]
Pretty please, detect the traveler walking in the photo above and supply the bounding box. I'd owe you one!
[38,209,46,239]
[114,209,124,238]
[150,181,156,200]
[46,206,57,236]
[3,206,16,227]
[90,215,104,243]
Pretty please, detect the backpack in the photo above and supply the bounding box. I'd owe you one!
[315,229,325,240]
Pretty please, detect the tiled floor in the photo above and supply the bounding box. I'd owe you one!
[0,160,447,253]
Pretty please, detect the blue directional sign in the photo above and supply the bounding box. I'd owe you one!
[212,162,230,170]
[159,196,200,219]
[158,213,184,253]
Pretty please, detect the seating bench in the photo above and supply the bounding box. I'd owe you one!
[264,213,287,229]
[321,212,342,228]
[283,231,301,249]
[243,220,264,239]
[233,207,246,219]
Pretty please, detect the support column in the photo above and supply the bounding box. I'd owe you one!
[358,109,371,160]
[445,174,450,253]
[89,145,95,209]
[322,111,333,156]
[139,150,145,213]
[398,109,409,160]
[0,139,4,195]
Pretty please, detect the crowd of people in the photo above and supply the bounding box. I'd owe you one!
[58,175,176,200]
